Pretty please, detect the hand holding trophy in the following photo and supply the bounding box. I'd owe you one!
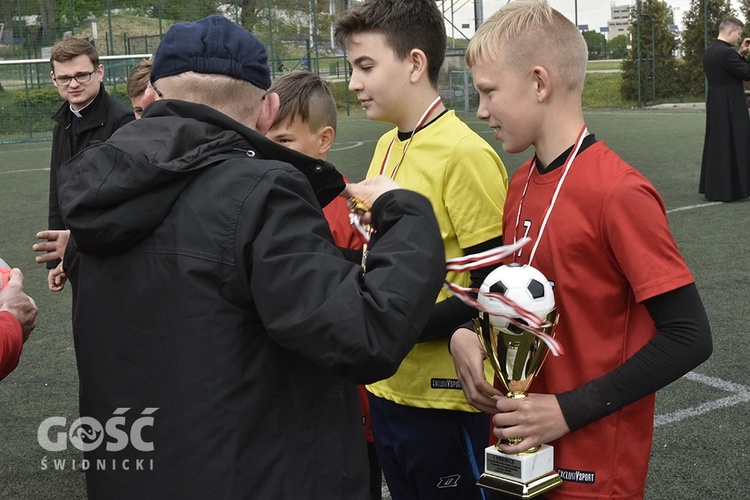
[473,263,563,499]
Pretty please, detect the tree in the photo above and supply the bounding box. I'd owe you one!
[582,29,606,59]
[738,0,750,27]
[620,0,680,103]
[54,0,109,30]
[159,0,220,22]
[1,0,16,46]
[679,0,733,96]
[608,34,629,59]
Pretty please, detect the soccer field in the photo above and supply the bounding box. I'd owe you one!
[0,107,748,499]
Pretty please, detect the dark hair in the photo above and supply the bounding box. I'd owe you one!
[50,38,99,70]
[333,0,446,87]
[268,71,337,133]
[127,59,153,99]
[720,16,744,33]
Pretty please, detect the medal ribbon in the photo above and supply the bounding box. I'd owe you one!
[443,240,564,356]
[356,96,444,252]
[513,125,588,265]
[378,96,443,179]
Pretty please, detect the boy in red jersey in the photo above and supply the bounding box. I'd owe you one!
[449,1,713,499]
[266,71,367,252]
[266,70,379,499]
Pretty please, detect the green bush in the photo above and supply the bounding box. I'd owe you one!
[14,87,59,107]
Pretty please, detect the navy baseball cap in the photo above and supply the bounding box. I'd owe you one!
[150,14,271,90]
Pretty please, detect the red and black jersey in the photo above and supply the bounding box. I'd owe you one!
[504,140,695,499]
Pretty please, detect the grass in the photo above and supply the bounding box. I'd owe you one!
[586,60,623,71]
[582,72,635,108]
[1,107,747,500]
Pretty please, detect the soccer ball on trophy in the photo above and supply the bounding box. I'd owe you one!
[477,262,556,335]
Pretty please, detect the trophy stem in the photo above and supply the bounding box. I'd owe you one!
[497,392,541,453]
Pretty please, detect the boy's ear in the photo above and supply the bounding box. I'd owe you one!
[408,49,428,84]
[532,66,552,103]
[141,87,159,109]
[257,92,280,135]
[317,125,336,157]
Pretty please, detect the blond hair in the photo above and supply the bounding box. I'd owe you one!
[154,72,265,124]
[466,0,587,94]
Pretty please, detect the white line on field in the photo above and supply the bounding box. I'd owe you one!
[0,167,49,174]
[0,167,50,174]
[330,141,366,151]
[667,202,723,213]
[654,372,750,428]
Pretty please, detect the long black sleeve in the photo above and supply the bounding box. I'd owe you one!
[418,235,504,342]
[556,283,712,432]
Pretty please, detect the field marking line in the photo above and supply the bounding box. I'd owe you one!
[654,371,750,428]
[0,167,50,174]
[667,202,723,213]
[330,141,366,151]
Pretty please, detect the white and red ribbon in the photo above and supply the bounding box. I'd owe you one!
[443,237,563,356]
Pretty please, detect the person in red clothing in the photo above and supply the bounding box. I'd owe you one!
[266,70,380,499]
[448,1,712,499]
[266,71,368,252]
[0,268,39,380]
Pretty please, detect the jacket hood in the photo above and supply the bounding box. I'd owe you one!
[58,99,345,256]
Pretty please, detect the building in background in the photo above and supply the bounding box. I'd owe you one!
[607,4,633,40]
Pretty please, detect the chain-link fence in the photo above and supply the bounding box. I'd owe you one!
[0,53,355,144]
[2,1,348,60]
[0,1,352,143]
[0,55,149,143]
[0,1,471,144]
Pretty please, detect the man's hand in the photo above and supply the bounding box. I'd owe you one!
[0,269,39,341]
[449,327,503,413]
[342,176,403,223]
[740,37,750,57]
[33,230,70,264]
[47,264,67,292]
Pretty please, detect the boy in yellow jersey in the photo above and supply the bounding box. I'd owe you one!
[335,1,508,498]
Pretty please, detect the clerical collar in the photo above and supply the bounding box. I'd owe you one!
[70,98,95,118]
[535,134,597,173]
[397,109,449,141]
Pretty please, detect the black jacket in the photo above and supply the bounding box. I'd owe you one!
[58,99,445,500]
[49,83,134,231]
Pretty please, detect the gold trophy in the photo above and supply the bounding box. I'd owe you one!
[473,263,563,499]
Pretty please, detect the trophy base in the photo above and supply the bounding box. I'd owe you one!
[477,470,562,499]
[477,443,562,499]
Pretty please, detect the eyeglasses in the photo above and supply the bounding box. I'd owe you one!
[53,70,96,86]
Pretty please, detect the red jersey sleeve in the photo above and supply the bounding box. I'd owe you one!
[0,311,23,381]
[601,169,694,303]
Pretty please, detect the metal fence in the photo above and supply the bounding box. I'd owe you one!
[0,55,149,143]
[3,1,348,64]
[0,1,353,143]
[0,2,473,144]
[0,52,354,144]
